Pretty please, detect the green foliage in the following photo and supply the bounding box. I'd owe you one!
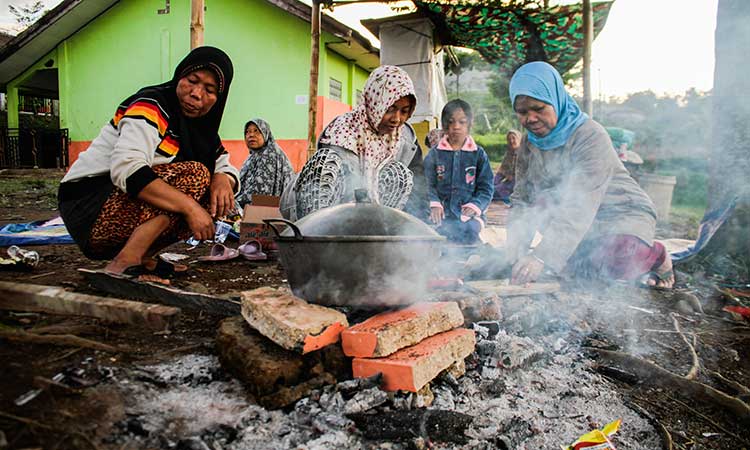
[597,88,712,156]
[474,133,508,163]
[646,157,708,210]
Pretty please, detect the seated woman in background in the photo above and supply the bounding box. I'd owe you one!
[281,65,427,221]
[505,61,673,289]
[58,47,237,276]
[424,99,493,244]
[424,128,444,149]
[235,118,293,209]
[492,129,522,203]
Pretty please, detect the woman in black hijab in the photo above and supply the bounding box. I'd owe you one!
[58,46,237,276]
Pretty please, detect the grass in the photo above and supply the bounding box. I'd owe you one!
[0,173,61,210]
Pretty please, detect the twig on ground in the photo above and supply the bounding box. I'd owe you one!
[0,410,99,450]
[0,329,130,353]
[28,271,57,279]
[708,370,750,396]
[46,347,83,363]
[627,401,673,450]
[667,395,747,444]
[588,348,750,423]
[29,323,103,336]
[671,314,700,380]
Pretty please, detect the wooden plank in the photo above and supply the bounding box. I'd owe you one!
[0,281,180,331]
[465,279,560,297]
[79,269,241,316]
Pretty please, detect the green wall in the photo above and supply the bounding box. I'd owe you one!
[33,0,371,142]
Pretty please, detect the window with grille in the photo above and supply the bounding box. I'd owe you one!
[329,78,342,102]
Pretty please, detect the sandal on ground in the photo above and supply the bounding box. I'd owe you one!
[238,239,268,261]
[640,269,675,290]
[197,243,240,262]
[121,258,187,279]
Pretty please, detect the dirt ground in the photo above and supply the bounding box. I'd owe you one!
[1,169,749,449]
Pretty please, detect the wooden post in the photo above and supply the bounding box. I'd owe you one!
[308,0,321,157]
[582,0,593,116]
[191,0,205,49]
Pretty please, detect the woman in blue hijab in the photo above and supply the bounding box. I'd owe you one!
[505,62,673,289]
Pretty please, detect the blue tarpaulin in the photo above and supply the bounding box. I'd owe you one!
[0,218,74,246]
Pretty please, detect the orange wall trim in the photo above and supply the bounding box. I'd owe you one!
[67,96,351,174]
[68,139,309,173]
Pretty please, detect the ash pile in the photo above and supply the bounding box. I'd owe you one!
[107,282,664,449]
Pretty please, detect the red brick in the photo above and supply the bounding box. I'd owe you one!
[342,302,464,358]
[241,287,348,354]
[352,328,476,392]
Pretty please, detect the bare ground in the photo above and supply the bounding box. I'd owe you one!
[0,169,748,449]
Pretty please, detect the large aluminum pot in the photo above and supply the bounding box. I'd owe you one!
[265,191,445,308]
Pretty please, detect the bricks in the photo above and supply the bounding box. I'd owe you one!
[342,302,464,358]
[352,328,476,392]
[241,287,348,354]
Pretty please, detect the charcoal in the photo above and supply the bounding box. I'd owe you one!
[344,387,389,414]
[311,413,355,433]
[431,386,455,410]
[319,390,345,412]
[336,373,382,397]
[475,320,501,338]
[349,409,474,444]
[175,437,210,450]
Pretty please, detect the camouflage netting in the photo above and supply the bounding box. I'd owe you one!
[414,0,614,75]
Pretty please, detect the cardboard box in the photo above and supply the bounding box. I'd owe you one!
[240,195,285,251]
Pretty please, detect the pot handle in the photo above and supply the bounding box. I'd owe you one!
[263,218,303,239]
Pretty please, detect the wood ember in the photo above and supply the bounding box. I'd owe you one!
[348,409,474,444]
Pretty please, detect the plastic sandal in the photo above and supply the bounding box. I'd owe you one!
[238,239,268,261]
[197,243,240,262]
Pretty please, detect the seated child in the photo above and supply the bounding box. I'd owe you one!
[424,99,494,244]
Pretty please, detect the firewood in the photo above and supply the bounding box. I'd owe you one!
[0,328,131,353]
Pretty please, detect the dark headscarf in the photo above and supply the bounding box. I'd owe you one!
[121,46,234,173]
[236,118,294,207]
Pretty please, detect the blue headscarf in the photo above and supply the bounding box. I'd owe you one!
[509,61,588,151]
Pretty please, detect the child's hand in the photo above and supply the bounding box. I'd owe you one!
[461,205,477,217]
[430,206,444,226]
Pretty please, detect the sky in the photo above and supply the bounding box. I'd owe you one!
[0,0,718,98]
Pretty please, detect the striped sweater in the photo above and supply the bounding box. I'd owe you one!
[61,96,238,195]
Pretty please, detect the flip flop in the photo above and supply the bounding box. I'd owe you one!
[238,239,268,261]
[640,269,675,290]
[122,258,188,278]
[197,243,240,262]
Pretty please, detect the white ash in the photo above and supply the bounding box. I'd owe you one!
[108,293,665,449]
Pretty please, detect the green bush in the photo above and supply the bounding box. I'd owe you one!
[474,133,507,163]
[642,157,708,210]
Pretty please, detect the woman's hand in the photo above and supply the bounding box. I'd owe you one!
[511,254,544,285]
[210,173,235,218]
[430,206,444,226]
[184,202,215,241]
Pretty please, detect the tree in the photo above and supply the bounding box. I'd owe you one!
[9,1,46,28]
[444,49,488,97]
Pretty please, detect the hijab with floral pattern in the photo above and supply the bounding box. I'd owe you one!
[318,65,416,183]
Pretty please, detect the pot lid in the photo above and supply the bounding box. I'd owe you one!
[282,189,441,238]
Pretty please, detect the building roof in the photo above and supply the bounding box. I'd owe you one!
[0,0,379,89]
